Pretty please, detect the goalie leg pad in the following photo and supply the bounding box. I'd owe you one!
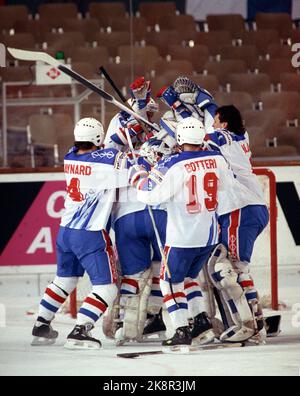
[197,265,216,319]
[118,268,153,342]
[207,244,255,341]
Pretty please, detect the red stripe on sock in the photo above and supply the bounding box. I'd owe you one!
[85,297,107,313]
[163,292,186,303]
[46,288,66,304]
[122,278,139,288]
[184,282,199,289]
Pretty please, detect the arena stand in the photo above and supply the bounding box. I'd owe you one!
[0,0,300,168]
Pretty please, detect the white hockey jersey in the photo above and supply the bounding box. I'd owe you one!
[60,147,129,231]
[207,129,266,204]
[104,113,151,221]
[104,113,124,151]
[136,150,261,248]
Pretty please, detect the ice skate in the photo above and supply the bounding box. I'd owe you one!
[191,312,215,346]
[64,323,101,350]
[31,317,58,346]
[162,326,192,354]
[142,310,167,342]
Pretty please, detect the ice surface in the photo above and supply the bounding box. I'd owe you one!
[0,266,299,377]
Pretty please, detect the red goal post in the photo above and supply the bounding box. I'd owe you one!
[253,167,278,310]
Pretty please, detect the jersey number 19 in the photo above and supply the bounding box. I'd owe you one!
[186,172,218,214]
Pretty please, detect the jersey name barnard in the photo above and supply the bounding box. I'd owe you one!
[64,163,92,176]
[184,158,217,173]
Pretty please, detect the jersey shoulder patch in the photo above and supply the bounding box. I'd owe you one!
[65,147,119,165]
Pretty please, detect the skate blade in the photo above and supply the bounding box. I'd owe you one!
[142,331,167,343]
[162,345,190,355]
[192,329,215,346]
[31,337,56,346]
[64,339,101,350]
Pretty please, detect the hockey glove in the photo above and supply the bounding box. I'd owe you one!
[130,76,151,111]
[157,86,192,120]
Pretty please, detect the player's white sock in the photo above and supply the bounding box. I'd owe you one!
[77,284,117,325]
[184,278,204,318]
[160,280,189,329]
[38,277,78,321]
[148,276,163,314]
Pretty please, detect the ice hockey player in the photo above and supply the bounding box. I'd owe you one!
[102,77,169,344]
[129,117,258,350]
[113,143,168,344]
[148,76,218,153]
[157,76,270,344]
[31,117,130,350]
[205,105,270,343]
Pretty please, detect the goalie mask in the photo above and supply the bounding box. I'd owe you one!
[176,117,206,146]
[174,76,198,94]
[140,139,172,166]
[74,117,104,147]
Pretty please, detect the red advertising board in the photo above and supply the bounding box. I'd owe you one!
[0,173,66,266]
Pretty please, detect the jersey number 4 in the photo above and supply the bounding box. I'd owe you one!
[66,177,84,202]
[186,172,218,214]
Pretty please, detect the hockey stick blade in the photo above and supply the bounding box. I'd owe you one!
[7,47,159,131]
[7,47,60,67]
[7,47,113,102]
[117,342,245,358]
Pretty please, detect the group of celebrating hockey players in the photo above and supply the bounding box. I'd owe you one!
[31,74,270,352]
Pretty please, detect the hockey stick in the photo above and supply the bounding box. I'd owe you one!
[7,48,159,132]
[99,66,127,103]
[99,65,153,136]
[98,65,177,303]
[117,342,245,358]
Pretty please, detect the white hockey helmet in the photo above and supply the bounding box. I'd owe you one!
[176,117,205,146]
[74,117,104,146]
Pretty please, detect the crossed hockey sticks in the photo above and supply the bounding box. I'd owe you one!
[99,65,179,306]
[99,65,155,137]
[7,48,159,133]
